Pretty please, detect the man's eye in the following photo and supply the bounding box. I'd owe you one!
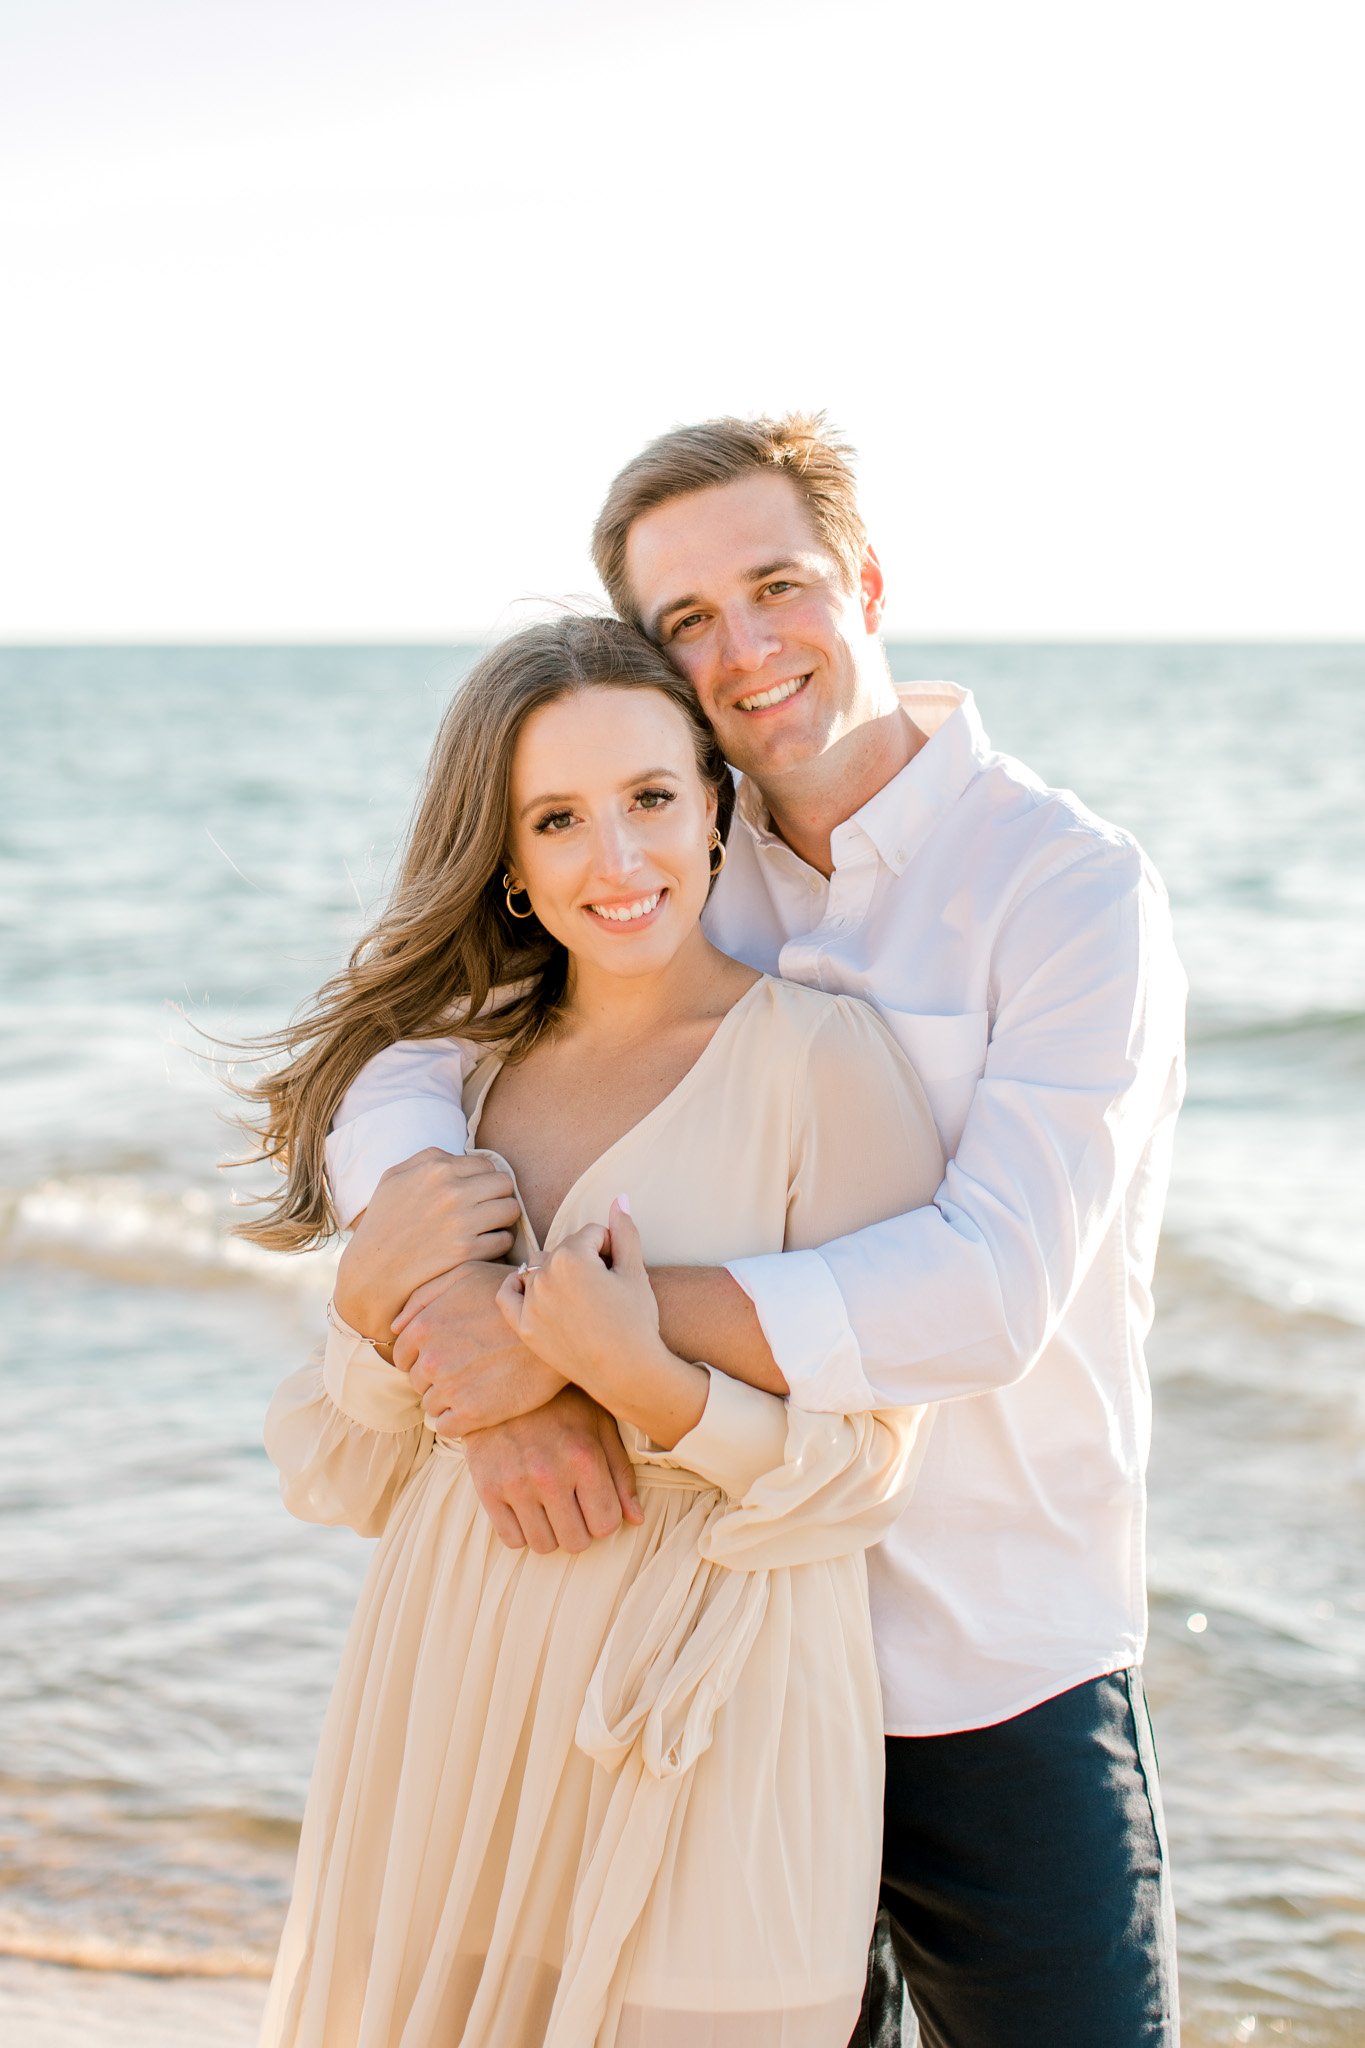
[763,580,795,596]
[672,612,705,637]
[534,810,575,834]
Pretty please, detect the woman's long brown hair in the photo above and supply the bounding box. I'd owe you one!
[230,615,735,1251]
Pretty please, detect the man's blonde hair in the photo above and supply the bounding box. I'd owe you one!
[591,412,867,628]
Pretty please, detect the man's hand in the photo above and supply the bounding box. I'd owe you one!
[394,1261,567,1436]
[334,1150,521,1344]
[461,1387,644,1555]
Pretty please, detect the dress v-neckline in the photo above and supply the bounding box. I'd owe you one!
[464,976,768,1255]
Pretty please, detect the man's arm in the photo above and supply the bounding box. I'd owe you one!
[727,840,1187,1414]
[327,1036,476,1228]
[653,1266,787,1393]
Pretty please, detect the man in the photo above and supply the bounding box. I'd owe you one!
[328,415,1187,2045]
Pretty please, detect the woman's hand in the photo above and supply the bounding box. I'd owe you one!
[335,1148,522,1351]
[497,1199,708,1448]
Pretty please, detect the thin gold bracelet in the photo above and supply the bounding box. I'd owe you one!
[326,1297,397,1364]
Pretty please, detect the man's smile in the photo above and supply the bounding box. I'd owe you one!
[734,673,811,714]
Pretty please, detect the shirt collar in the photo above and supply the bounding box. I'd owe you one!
[733,681,989,877]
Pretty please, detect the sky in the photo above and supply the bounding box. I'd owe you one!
[2,0,1361,640]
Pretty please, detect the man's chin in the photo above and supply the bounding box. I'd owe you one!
[724,724,828,785]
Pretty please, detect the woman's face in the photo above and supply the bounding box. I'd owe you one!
[505,686,718,985]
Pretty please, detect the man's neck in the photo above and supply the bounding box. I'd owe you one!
[758,705,928,877]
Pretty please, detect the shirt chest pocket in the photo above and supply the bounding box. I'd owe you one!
[874,1009,989,1157]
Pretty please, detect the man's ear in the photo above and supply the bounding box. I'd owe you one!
[859,544,886,632]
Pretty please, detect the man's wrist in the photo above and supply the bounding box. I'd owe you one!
[652,1264,787,1396]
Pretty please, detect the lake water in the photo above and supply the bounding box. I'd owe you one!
[1,642,1362,2045]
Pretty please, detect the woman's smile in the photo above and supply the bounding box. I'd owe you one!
[582,889,667,929]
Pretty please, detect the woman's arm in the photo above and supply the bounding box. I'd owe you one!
[264,1311,433,1538]
[263,1107,520,1538]
[495,1199,710,1450]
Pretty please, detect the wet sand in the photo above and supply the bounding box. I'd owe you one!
[0,1956,265,2046]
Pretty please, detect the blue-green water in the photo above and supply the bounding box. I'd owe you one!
[1,643,1362,2045]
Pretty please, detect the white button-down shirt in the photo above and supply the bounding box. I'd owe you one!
[327,683,1187,1735]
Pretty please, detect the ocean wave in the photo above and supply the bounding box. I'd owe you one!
[1188,1005,1365,1055]
[1156,1231,1365,1340]
[0,1173,336,1293]
[0,1926,272,1980]
[0,1779,293,1978]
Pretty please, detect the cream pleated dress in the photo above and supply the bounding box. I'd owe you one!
[261,977,944,2048]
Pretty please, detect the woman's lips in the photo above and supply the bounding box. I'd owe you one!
[582,888,666,930]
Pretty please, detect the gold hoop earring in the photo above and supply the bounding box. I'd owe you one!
[502,872,535,920]
[707,829,727,877]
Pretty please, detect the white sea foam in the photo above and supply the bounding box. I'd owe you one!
[0,1174,337,1294]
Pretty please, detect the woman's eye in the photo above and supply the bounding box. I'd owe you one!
[634,788,676,812]
[534,810,575,834]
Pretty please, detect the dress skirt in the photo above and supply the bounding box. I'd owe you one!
[260,1428,900,2048]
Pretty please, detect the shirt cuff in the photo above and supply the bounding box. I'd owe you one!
[324,1098,470,1229]
[725,1248,876,1414]
[665,1366,791,1498]
[322,1302,427,1433]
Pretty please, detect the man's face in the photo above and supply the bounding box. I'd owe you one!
[624,471,886,787]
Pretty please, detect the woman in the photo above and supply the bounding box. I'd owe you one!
[243,616,944,2047]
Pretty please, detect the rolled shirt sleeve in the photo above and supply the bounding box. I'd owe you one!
[325,1037,475,1226]
[728,839,1187,1412]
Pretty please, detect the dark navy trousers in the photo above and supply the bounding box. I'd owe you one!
[850,1669,1179,2047]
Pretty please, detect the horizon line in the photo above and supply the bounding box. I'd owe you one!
[3,631,1364,650]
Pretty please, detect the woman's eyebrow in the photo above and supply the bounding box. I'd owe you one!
[516,768,683,819]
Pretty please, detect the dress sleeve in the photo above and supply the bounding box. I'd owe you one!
[662,994,944,1501]
[263,1307,435,1538]
[783,994,946,1252]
